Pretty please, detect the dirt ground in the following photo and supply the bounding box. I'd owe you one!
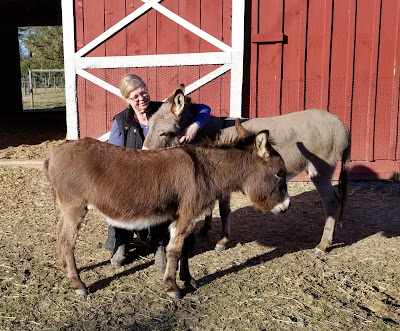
[0,112,399,330]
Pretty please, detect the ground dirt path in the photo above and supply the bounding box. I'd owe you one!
[0,112,399,330]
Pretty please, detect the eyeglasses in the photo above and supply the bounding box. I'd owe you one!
[128,89,149,102]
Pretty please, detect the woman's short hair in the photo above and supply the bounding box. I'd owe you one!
[119,74,147,99]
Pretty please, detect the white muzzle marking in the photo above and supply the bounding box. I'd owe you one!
[271,192,291,215]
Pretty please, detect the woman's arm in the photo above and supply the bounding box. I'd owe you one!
[108,120,124,147]
[193,103,211,129]
[179,103,211,143]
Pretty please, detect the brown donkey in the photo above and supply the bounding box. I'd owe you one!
[45,116,288,298]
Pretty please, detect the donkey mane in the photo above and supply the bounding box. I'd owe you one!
[196,133,256,150]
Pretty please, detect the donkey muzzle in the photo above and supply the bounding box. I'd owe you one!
[271,192,291,215]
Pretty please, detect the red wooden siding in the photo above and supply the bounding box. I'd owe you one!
[328,0,355,129]
[249,0,283,118]
[199,0,229,117]
[280,0,307,115]
[178,0,201,104]
[249,0,400,179]
[351,0,380,162]
[304,0,331,111]
[374,1,400,161]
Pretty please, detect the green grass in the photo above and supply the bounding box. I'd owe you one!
[22,87,66,110]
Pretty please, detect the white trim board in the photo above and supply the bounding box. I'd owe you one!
[77,64,232,98]
[76,52,232,69]
[62,0,79,140]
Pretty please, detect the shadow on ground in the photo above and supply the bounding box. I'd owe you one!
[195,181,400,252]
[110,180,400,294]
[0,109,66,148]
[190,181,400,287]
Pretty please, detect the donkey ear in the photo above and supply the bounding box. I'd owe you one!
[177,83,185,93]
[235,118,250,139]
[255,130,270,158]
[172,90,185,117]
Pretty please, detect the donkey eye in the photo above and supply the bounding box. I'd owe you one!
[160,132,177,138]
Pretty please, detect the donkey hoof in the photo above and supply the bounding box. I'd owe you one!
[214,244,225,252]
[314,247,325,257]
[110,255,126,267]
[154,247,167,273]
[75,288,87,296]
[167,290,182,299]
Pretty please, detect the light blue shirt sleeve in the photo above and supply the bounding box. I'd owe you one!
[193,103,211,129]
[108,120,124,147]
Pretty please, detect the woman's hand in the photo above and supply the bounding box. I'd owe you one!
[180,122,200,144]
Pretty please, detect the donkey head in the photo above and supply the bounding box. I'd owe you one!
[234,119,289,214]
[143,84,193,150]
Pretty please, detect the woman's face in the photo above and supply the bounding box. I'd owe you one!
[127,85,150,114]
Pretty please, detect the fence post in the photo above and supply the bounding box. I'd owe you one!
[29,69,34,108]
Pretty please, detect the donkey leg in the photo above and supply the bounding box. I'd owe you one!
[57,214,67,273]
[179,233,198,289]
[164,221,194,299]
[58,203,87,295]
[310,175,341,256]
[150,222,170,273]
[215,196,231,251]
[199,214,212,237]
[110,228,131,267]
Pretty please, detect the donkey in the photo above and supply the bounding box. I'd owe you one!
[44,114,289,299]
[143,85,351,256]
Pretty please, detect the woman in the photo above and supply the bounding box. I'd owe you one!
[106,74,211,268]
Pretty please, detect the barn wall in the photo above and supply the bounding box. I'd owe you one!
[249,0,400,179]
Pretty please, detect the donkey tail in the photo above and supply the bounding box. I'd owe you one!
[43,158,56,196]
[43,158,50,180]
[338,139,351,226]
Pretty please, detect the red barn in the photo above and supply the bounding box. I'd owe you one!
[62,0,400,180]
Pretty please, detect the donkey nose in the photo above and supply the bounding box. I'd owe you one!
[271,192,291,215]
[279,200,291,213]
[142,146,149,150]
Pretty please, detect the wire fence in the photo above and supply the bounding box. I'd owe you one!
[21,69,65,110]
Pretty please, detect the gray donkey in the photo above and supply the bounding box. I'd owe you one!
[143,84,351,256]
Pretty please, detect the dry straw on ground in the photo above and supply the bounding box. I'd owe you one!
[0,113,399,330]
